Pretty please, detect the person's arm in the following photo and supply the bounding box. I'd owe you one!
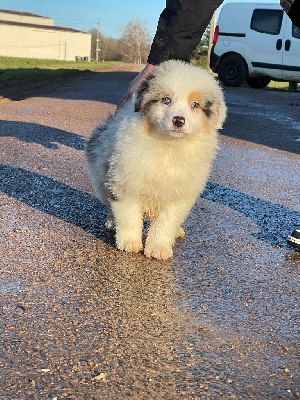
[118,64,156,108]
[148,0,223,65]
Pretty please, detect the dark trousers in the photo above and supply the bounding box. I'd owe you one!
[148,0,300,65]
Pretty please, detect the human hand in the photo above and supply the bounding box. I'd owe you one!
[118,63,156,108]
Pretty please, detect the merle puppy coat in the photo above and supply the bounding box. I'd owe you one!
[86,60,227,260]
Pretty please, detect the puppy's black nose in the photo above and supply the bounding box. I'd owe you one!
[172,116,185,127]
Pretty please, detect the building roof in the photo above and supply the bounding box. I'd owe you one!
[0,19,90,34]
[0,8,51,20]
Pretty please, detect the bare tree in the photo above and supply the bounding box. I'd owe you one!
[89,29,122,61]
[89,19,151,63]
[102,37,123,61]
[120,19,151,64]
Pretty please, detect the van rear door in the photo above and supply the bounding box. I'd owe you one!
[246,7,285,80]
[281,19,300,81]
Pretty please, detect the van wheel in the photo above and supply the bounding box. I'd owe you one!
[218,56,247,87]
[246,77,271,89]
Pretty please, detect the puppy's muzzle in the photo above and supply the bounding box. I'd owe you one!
[172,116,185,128]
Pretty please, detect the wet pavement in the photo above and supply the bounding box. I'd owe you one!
[0,64,299,399]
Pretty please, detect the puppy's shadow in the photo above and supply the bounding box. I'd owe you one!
[0,164,298,250]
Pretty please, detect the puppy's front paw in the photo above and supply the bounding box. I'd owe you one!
[117,239,143,254]
[144,243,173,260]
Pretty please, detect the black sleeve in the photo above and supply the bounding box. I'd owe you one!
[147,0,224,65]
[281,0,300,28]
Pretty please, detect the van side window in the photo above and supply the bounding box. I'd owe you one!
[251,9,283,35]
[292,24,300,39]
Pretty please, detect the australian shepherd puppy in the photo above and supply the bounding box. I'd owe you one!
[86,60,227,260]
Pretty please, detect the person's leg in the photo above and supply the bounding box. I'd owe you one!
[148,0,224,65]
[281,0,300,28]
[119,0,224,106]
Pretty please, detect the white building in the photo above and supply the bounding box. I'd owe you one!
[0,9,91,61]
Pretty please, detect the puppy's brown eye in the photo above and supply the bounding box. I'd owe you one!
[191,101,200,109]
[162,97,172,105]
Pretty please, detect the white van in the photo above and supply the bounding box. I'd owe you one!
[210,2,300,87]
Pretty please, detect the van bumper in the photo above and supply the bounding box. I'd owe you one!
[210,46,219,72]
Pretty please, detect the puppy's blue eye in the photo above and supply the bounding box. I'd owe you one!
[162,97,172,105]
[191,101,200,109]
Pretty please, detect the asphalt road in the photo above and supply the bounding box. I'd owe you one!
[0,64,299,399]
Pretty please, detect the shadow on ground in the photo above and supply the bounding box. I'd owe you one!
[222,111,300,155]
[0,164,298,250]
[0,70,139,103]
[0,120,85,150]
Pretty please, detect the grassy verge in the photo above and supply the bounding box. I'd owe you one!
[0,56,122,83]
[267,81,299,91]
[0,55,298,91]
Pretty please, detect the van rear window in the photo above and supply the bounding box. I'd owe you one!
[292,24,300,39]
[251,9,283,35]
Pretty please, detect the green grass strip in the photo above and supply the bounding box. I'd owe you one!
[0,56,122,83]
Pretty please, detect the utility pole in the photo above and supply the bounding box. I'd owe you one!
[96,20,100,62]
[64,41,67,61]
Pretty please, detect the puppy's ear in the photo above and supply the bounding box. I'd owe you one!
[134,73,155,113]
[204,98,227,129]
[215,98,227,129]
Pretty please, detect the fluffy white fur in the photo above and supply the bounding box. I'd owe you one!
[86,60,227,260]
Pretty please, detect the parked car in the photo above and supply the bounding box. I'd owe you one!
[210,2,300,87]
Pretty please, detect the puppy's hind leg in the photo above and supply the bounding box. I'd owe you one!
[110,197,143,254]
